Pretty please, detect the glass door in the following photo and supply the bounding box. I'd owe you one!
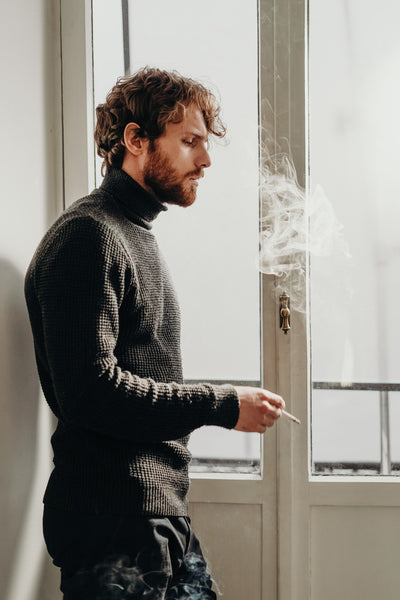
[310,0,400,477]
[275,2,400,598]
[60,1,279,598]
[92,0,262,474]
[59,1,400,598]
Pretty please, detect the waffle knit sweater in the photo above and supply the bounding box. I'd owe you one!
[25,168,240,516]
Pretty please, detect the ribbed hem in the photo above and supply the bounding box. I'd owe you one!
[43,469,189,516]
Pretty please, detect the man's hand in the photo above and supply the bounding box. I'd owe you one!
[233,386,285,433]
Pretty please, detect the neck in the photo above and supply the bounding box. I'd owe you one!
[121,155,150,193]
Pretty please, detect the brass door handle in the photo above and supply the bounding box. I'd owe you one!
[280,292,291,334]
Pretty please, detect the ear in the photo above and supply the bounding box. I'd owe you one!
[123,122,149,156]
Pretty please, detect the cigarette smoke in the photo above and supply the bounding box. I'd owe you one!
[63,553,217,599]
[259,151,350,312]
[166,553,218,600]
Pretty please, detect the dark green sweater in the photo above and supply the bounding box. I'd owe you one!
[25,168,239,516]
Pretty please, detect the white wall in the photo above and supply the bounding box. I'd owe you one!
[0,1,62,599]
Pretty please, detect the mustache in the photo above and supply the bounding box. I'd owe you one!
[186,169,204,179]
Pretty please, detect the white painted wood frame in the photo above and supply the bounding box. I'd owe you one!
[59,1,400,599]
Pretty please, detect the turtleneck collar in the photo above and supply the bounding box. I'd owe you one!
[99,167,167,229]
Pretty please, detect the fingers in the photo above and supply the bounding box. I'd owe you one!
[255,414,277,434]
[260,409,280,430]
[259,392,285,430]
[264,403,283,422]
[259,401,284,431]
[233,386,286,433]
[259,392,285,423]
[260,390,285,410]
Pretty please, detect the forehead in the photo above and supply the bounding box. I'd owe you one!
[165,104,208,139]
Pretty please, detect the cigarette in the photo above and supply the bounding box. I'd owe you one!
[281,409,301,425]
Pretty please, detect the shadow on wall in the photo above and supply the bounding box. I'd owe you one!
[0,258,40,593]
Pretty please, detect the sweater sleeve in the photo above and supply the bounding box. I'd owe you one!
[31,217,240,442]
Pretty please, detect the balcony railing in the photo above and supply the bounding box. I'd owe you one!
[186,380,400,475]
[313,382,400,475]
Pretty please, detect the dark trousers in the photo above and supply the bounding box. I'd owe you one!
[43,506,217,600]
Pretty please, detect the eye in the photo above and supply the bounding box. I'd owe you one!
[183,139,194,146]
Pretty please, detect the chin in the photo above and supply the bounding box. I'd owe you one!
[168,190,197,208]
[183,195,197,207]
[168,197,196,208]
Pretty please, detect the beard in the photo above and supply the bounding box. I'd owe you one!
[143,141,201,207]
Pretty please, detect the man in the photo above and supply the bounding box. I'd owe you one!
[25,67,284,599]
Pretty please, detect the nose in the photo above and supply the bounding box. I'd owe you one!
[196,144,211,169]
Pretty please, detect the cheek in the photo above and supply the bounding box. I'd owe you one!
[171,155,190,177]
[180,151,195,170]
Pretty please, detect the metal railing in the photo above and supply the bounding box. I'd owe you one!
[313,382,400,475]
[186,379,400,475]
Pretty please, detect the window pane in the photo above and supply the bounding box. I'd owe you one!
[92,1,261,470]
[312,390,380,474]
[309,0,400,475]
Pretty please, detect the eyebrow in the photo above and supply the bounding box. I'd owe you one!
[183,130,209,142]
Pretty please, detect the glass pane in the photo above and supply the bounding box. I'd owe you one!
[312,390,380,474]
[92,1,261,471]
[309,0,400,474]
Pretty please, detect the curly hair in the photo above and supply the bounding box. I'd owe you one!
[94,67,226,175]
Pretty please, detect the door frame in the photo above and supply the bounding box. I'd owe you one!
[59,2,400,600]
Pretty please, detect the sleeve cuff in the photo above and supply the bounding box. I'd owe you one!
[207,384,240,429]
